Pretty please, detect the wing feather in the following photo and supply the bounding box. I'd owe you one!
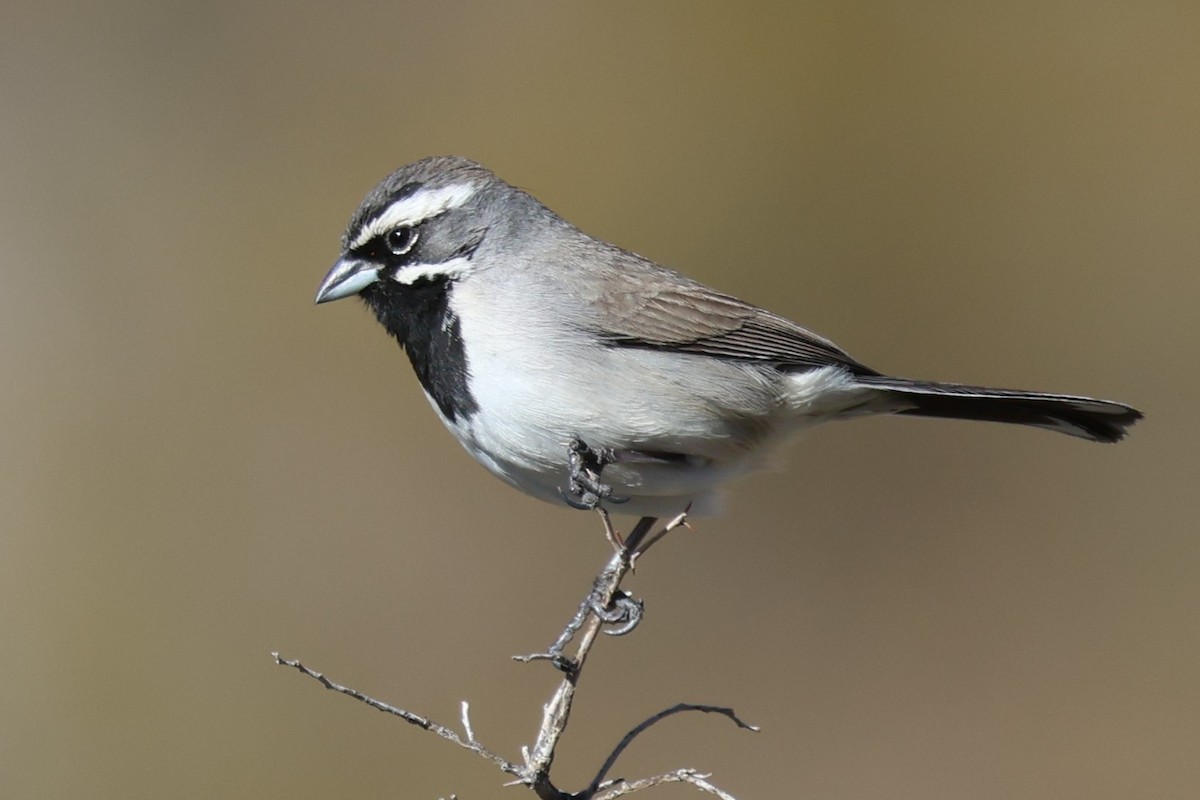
[587,269,874,374]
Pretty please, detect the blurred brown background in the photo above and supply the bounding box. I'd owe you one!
[2,2,1197,798]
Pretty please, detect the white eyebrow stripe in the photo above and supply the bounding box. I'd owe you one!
[351,183,478,250]
[389,256,473,285]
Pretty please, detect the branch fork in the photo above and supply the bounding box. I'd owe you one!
[275,509,755,798]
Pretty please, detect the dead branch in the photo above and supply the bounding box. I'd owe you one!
[274,509,754,798]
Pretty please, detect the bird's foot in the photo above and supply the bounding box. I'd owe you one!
[558,436,629,510]
[591,589,644,637]
[513,583,646,674]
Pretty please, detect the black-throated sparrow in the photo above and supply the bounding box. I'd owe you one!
[316,156,1141,518]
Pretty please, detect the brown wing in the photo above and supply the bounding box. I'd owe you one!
[589,271,875,375]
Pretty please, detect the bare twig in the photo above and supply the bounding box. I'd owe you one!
[275,509,750,798]
[271,653,520,779]
[594,769,739,800]
[587,704,758,794]
[632,507,692,563]
[517,511,690,667]
[461,701,476,744]
[524,514,689,787]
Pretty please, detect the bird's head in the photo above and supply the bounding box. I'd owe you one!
[315,156,508,307]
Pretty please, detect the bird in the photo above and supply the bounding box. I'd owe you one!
[315,156,1141,520]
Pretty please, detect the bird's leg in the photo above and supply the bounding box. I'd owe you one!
[558,436,629,510]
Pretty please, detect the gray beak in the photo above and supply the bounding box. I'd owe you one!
[315,258,380,304]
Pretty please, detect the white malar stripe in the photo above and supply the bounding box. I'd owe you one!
[390,256,473,286]
[351,183,478,249]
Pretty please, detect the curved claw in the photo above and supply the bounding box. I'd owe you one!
[559,482,631,510]
[558,485,600,510]
[550,655,578,674]
[591,591,644,637]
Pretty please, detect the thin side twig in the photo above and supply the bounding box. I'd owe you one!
[587,703,759,794]
[461,701,476,744]
[594,769,739,800]
[274,508,746,799]
[271,653,520,779]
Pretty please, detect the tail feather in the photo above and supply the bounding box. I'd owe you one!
[855,376,1143,443]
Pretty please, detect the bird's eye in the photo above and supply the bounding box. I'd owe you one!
[386,226,416,256]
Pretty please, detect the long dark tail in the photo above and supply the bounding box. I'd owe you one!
[856,376,1143,443]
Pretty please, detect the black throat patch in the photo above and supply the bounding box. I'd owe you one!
[361,277,478,423]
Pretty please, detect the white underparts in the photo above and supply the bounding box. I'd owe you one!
[784,365,867,416]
